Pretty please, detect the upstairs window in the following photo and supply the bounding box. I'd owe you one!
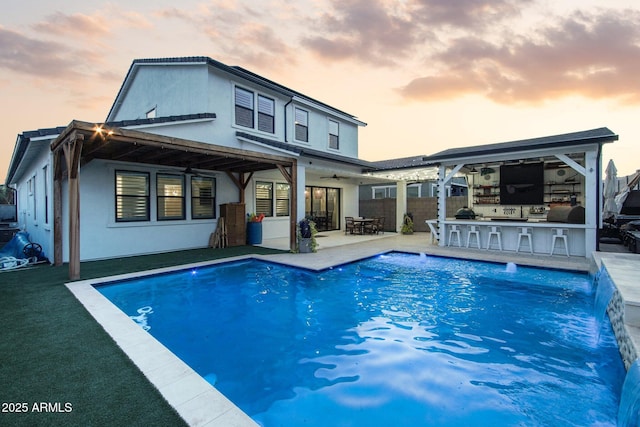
[328,119,339,150]
[295,108,309,142]
[258,95,275,133]
[157,174,185,221]
[115,171,150,222]
[235,87,254,128]
[235,87,276,134]
[191,177,216,219]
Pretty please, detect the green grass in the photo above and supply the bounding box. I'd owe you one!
[0,246,285,426]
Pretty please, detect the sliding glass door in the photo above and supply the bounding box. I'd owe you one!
[305,186,340,231]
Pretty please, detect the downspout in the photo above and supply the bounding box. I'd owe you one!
[284,98,293,143]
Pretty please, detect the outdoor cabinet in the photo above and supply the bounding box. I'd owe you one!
[220,203,246,246]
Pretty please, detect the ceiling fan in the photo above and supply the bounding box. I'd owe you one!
[159,165,216,177]
[320,174,349,180]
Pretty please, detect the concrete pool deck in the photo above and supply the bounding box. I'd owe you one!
[66,232,639,426]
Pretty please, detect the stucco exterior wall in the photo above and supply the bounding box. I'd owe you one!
[58,159,244,261]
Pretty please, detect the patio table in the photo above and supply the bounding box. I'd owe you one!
[352,218,375,234]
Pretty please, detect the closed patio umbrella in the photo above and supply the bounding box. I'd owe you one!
[603,159,618,219]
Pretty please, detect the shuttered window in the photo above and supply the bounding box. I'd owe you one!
[276,183,290,217]
[258,95,275,133]
[255,181,273,217]
[329,119,339,149]
[191,177,216,219]
[295,108,308,142]
[115,171,149,222]
[235,87,254,128]
[157,174,185,220]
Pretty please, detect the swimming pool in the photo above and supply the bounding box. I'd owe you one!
[97,252,625,426]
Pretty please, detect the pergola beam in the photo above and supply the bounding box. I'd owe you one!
[49,120,298,278]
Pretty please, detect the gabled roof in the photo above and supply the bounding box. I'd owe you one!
[425,127,618,163]
[6,126,69,185]
[6,114,216,185]
[236,131,376,170]
[106,56,366,126]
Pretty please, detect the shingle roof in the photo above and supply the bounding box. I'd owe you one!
[107,57,366,125]
[6,114,216,185]
[369,155,433,171]
[107,113,216,128]
[426,127,618,163]
[236,131,377,170]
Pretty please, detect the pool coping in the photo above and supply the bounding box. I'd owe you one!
[66,255,261,427]
[66,248,639,426]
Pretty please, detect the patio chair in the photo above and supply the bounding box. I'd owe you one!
[345,217,355,234]
[364,217,380,234]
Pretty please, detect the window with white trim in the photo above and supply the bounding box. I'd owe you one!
[115,171,150,222]
[234,87,276,134]
[157,174,185,220]
[295,108,309,142]
[31,175,37,221]
[235,87,254,128]
[407,184,422,198]
[372,185,396,199]
[255,181,273,217]
[258,95,275,133]
[275,183,290,216]
[191,176,216,219]
[328,119,339,149]
[43,165,49,224]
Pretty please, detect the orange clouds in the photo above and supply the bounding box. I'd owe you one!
[400,9,640,104]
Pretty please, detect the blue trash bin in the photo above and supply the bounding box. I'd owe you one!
[246,222,263,245]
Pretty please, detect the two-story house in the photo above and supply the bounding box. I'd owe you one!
[5,56,376,275]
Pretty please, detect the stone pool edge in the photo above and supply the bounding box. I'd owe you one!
[592,252,640,371]
[66,255,261,427]
[65,250,640,426]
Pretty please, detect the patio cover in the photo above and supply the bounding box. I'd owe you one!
[50,120,298,279]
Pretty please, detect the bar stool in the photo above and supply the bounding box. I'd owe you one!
[516,226,533,254]
[466,225,481,249]
[550,228,569,256]
[486,226,502,251]
[448,224,462,247]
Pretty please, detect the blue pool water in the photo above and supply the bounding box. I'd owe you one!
[97,253,625,426]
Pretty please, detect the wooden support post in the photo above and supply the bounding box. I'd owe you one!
[53,151,63,266]
[225,171,253,204]
[62,132,84,280]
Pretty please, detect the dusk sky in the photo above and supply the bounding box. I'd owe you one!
[2,0,640,182]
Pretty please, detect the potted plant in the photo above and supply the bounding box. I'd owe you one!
[401,213,414,235]
[246,213,265,245]
[297,217,318,253]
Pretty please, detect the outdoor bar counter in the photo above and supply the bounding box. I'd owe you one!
[430,217,587,257]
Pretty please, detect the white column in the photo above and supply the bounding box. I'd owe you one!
[297,163,306,221]
[584,150,598,255]
[396,180,407,232]
[437,165,447,246]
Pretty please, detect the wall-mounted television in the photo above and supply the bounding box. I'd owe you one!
[499,163,544,205]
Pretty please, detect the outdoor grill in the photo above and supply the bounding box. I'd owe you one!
[455,207,477,220]
[546,205,585,224]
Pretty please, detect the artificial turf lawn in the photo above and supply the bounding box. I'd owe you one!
[0,246,284,426]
